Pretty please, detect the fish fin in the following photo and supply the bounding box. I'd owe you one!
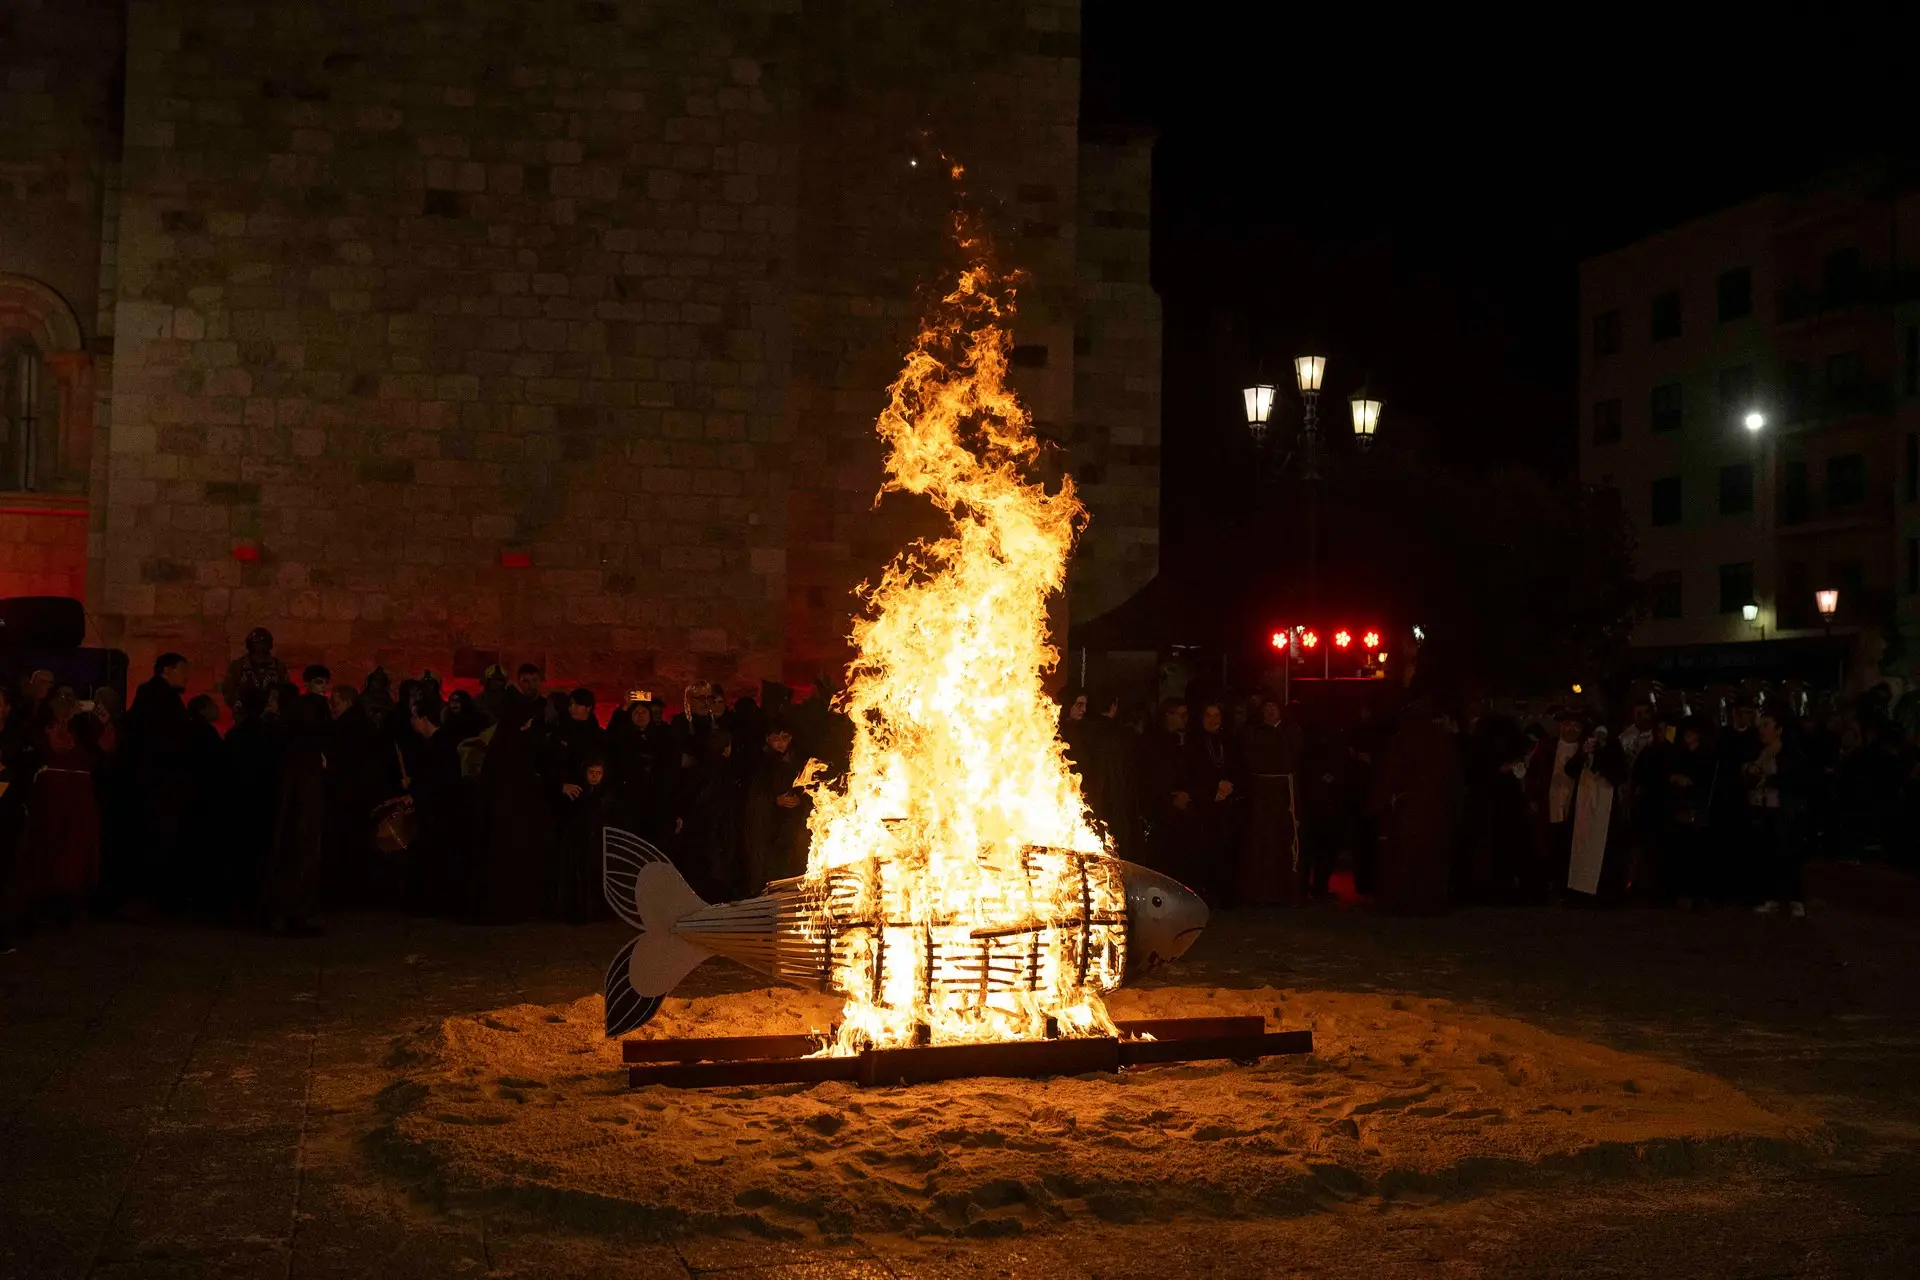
[602,825,675,929]
[626,922,712,1002]
[604,936,663,1037]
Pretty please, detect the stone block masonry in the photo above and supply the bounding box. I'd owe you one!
[90,0,1159,695]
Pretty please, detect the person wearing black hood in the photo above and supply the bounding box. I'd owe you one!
[1188,701,1241,906]
[744,719,811,889]
[401,696,462,917]
[687,728,746,899]
[260,688,331,936]
[557,753,618,921]
[609,699,677,851]
[548,688,605,787]
[181,693,229,912]
[221,687,283,916]
[474,695,552,922]
[323,683,384,909]
[121,653,196,911]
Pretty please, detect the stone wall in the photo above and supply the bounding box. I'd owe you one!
[92,0,1155,694]
[1068,130,1160,624]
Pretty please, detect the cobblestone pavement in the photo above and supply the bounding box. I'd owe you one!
[4,865,1919,1278]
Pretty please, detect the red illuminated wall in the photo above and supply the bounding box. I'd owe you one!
[0,504,88,601]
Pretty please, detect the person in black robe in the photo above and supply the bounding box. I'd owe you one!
[322,684,385,909]
[260,691,331,935]
[609,699,677,851]
[0,683,37,951]
[1237,696,1304,906]
[474,698,552,923]
[221,687,283,918]
[548,688,606,790]
[181,694,229,913]
[686,728,745,900]
[400,697,462,917]
[121,654,196,912]
[1139,699,1199,886]
[1188,702,1241,906]
[557,755,618,922]
[743,720,810,890]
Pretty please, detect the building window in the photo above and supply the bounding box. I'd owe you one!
[1718,462,1754,515]
[1717,364,1754,425]
[1651,475,1682,527]
[1826,348,1865,393]
[1823,247,1864,303]
[1650,290,1681,342]
[1592,309,1621,357]
[1835,557,1865,617]
[1591,398,1621,445]
[1782,460,1810,525]
[1649,571,1683,619]
[1827,453,1867,508]
[1,341,45,493]
[1717,267,1752,321]
[1784,360,1810,421]
[1650,382,1683,433]
[1717,562,1754,615]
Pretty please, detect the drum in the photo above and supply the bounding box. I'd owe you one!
[371,795,416,853]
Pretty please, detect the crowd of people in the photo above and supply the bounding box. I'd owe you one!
[4,622,1919,950]
[0,629,846,948]
[1074,679,1920,918]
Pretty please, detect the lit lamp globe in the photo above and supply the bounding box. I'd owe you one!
[1350,394,1382,450]
[1744,410,1765,432]
[1294,354,1327,394]
[1816,588,1840,621]
[1242,383,1277,443]
[1740,599,1760,623]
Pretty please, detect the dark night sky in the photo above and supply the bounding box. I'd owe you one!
[1080,6,1917,557]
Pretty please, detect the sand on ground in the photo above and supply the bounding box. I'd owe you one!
[382,985,1813,1239]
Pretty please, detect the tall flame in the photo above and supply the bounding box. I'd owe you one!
[805,223,1115,1051]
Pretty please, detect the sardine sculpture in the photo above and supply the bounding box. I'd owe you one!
[600,827,1209,1038]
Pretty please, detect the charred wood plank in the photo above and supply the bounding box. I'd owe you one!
[859,1036,1121,1086]
[621,1033,825,1063]
[1117,1029,1312,1067]
[1112,1015,1266,1041]
[628,1055,858,1088]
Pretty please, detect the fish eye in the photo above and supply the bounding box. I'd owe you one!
[1151,894,1163,908]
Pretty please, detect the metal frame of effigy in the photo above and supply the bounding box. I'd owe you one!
[620,1016,1312,1089]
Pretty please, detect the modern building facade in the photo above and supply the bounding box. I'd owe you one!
[1580,162,1920,684]
[0,0,1160,694]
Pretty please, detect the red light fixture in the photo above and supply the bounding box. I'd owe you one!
[231,540,261,563]
[1362,630,1380,649]
[1300,629,1319,649]
[500,549,532,569]
[1334,629,1352,648]
[1269,630,1288,650]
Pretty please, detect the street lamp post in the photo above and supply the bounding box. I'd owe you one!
[1241,353,1379,613]
[1816,587,1839,634]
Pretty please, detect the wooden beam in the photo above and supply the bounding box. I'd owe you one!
[621,1033,824,1064]
[1117,1029,1312,1067]
[628,1055,858,1089]
[859,1036,1121,1086]
[1112,1015,1265,1041]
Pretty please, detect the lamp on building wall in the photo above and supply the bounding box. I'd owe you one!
[1740,599,1760,623]
[1816,587,1840,631]
[1744,410,1766,433]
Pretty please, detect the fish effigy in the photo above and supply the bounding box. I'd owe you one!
[601,826,1208,1041]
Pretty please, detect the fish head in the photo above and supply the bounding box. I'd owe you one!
[1117,861,1208,977]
